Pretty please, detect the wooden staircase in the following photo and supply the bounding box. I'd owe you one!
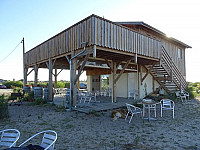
[146,46,187,93]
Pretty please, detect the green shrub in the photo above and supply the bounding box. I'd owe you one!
[23,92,33,101]
[56,81,65,88]
[187,86,198,99]
[0,95,9,119]
[34,98,47,105]
[13,87,23,93]
[23,91,34,102]
[4,81,23,88]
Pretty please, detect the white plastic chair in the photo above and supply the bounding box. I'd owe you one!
[0,129,20,148]
[79,92,92,104]
[142,99,157,118]
[183,91,190,100]
[176,91,186,102]
[125,103,142,123]
[128,90,138,100]
[19,130,57,150]
[160,99,175,119]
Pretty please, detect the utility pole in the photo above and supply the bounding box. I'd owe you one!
[22,37,27,89]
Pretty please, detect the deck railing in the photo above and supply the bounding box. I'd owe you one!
[24,15,161,66]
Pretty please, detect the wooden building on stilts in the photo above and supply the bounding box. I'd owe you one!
[23,14,191,109]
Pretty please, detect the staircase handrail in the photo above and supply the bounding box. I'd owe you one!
[161,46,187,90]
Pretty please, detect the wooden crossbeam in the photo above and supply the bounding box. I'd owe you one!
[104,58,113,71]
[74,53,89,83]
[65,55,70,63]
[116,61,121,69]
[27,68,34,76]
[57,69,63,76]
[76,58,84,69]
[115,60,131,83]
[141,64,155,85]
[155,83,165,94]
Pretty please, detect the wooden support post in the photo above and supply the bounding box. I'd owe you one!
[54,68,57,89]
[70,56,77,106]
[23,67,28,88]
[34,64,38,87]
[137,64,141,99]
[140,65,143,85]
[152,77,155,92]
[48,58,53,101]
[77,78,80,92]
[106,59,132,103]
[74,53,89,83]
[111,61,117,103]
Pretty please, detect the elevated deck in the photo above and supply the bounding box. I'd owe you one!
[24,14,161,68]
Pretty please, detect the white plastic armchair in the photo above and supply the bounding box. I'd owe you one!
[176,91,186,102]
[19,130,57,150]
[160,99,175,119]
[0,129,20,148]
[125,103,142,123]
[128,90,138,100]
[183,91,190,100]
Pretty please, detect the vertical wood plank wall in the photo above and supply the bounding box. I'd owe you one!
[24,15,161,66]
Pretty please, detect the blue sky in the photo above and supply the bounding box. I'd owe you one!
[0,0,200,82]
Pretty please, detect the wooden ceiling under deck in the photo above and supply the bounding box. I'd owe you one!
[31,45,160,77]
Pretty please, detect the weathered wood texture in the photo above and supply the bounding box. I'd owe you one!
[162,41,186,77]
[134,27,186,77]
[24,15,161,66]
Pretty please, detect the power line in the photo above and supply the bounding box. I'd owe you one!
[0,40,22,63]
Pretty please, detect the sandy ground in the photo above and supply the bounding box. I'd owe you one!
[1,90,200,149]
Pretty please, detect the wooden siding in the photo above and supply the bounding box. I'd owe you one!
[162,41,186,76]
[135,28,186,76]
[24,15,161,66]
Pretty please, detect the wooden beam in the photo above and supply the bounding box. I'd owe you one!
[135,53,137,63]
[57,69,63,76]
[86,68,136,76]
[104,58,113,71]
[111,61,117,103]
[93,45,96,58]
[65,55,70,63]
[116,61,121,69]
[137,64,140,99]
[141,64,155,84]
[115,60,131,83]
[140,65,143,85]
[48,58,53,101]
[23,67,28,87]
[27,68,34,76]
[34,64,38,87]
[72,57,77,106]
[54,68,57,89]
[74,53,89,83]
[76,57,84,69]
